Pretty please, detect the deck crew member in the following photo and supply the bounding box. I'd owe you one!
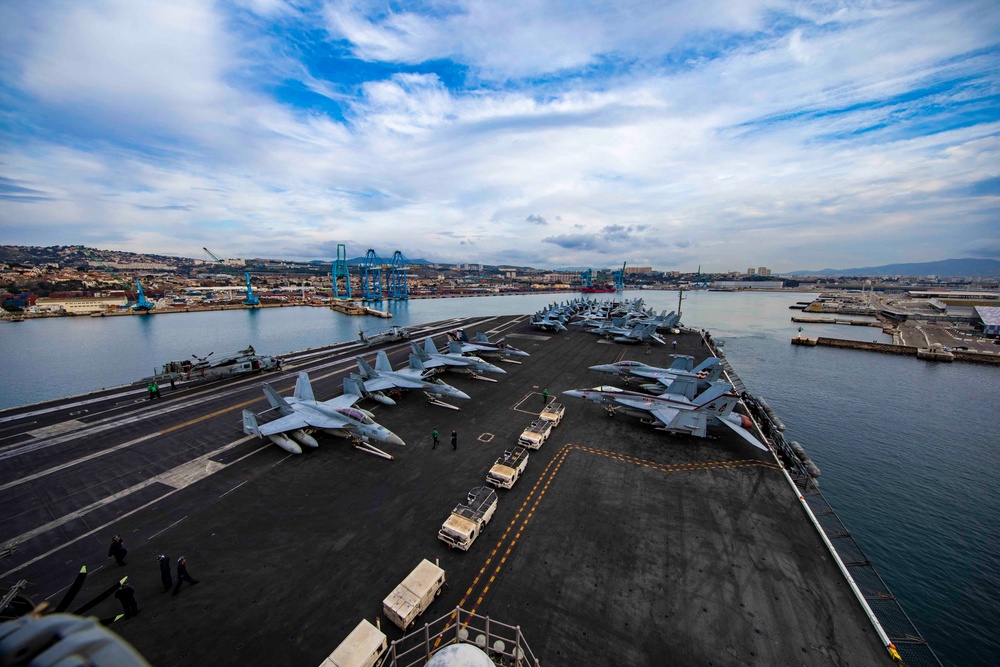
[451,429,457,451]
[114,582,139,618]
[542,389,550,404]
[157,554,172,592]
[432,429,439,449]
[172,556,199,595]
[108,535,127,566]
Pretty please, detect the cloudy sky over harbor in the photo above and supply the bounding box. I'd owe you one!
[1,1,998,272]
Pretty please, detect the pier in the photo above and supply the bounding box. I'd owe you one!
[791,336,1000,364]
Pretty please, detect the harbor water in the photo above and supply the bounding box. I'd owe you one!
[1,291,996,666]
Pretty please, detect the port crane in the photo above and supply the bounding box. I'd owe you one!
[612,262,627,292]
[360,249,384,301]
[132,279,155,311]
[202,247,260,307]
[332,244,352,299]
[387,250,409,300]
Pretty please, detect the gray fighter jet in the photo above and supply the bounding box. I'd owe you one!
[562,382,767,451]
[449,330,530,361]
[355,350,471,409]
[529,310,568,332]
[588,356,723,398]
[242,372,404,459]
[409,338,507,381]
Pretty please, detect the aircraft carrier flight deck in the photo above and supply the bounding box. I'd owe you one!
[0,315,894,666]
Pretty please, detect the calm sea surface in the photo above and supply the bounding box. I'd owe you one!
[1,291,996,666]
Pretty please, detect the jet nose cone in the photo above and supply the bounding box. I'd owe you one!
[386,431,405,447]
[453,388,471,400]
[562,389,585,399]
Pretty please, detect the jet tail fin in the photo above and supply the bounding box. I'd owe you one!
[662,375,698,400]
[447,340,465,355]
[410,341,428,360]
[293,372,315,401]
[343,376,366,398]
[242,409,261,438]
[692,357,721,375]
[262,383,292,412]
[668,354,694,371]
[375,351,393,373]
[695,384,739,418]
[423,337,439,355]
[408,353,427,372]
[355,355,377,378]
[474,332,491,343]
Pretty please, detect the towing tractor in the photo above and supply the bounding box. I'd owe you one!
[437,487,498,551]
[382,559,446,631]
[518,419,555,449]
[487,446,529,489]
[540,401,566,426]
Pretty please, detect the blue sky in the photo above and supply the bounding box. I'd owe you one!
[1,0,997,272]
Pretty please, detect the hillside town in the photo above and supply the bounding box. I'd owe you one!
[1,245,997,318]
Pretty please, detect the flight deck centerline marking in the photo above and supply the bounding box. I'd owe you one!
[219,480,248,498]
[146,516,187,541]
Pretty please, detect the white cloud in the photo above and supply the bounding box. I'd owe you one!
[0,0,997,270]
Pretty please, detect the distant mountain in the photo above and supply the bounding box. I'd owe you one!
[784,258,1000,278]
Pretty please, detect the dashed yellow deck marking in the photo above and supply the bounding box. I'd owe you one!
[433,444,780,645]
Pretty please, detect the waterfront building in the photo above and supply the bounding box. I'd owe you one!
[974,306,1000,337]
[35,295,129,314]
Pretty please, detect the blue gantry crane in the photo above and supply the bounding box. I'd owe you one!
[132,279,155,311]
[360,249,384,301]
[580,268,593,289]
[612,261,627,292]
[332,244,352,299]
[694,265,711,289]
[387,250,409,300]
[202,247,260,306]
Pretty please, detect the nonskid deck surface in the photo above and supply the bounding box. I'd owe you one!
[0,315,892,666]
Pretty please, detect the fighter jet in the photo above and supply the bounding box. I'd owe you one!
[529,310,567,332]
[449,330,530,361]
[242,372,404,459]
[589,356,723,398]
[355,350,471,409]
[631,309,681,331]
[409,338,506,381]
[610,322,666,345]
[562,382,767,451]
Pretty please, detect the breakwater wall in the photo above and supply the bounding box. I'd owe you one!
[792,336,1000,365]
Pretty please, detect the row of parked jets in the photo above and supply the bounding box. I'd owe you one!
[531,297,766,451]
[530,297,681,345]
[242,331,528,459]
